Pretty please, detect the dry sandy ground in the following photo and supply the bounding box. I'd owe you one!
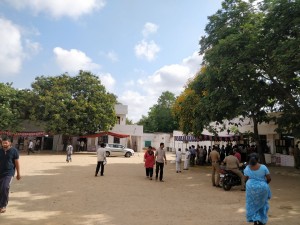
[1,151,300,225]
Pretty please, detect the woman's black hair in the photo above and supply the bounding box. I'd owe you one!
[248,153,259,166]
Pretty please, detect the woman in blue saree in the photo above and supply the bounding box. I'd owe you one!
[244,153,272,225]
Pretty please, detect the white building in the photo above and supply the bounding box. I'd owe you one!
[171,117,299,167]
[53,104,144,152]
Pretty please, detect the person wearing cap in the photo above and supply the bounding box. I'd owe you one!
[244,153,271,225]
[144,146,155,180]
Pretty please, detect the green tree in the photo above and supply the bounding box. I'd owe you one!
[16,89,36,120]
[31,71,117,136]
[126,118,134,125]
[0,83,21,131]
[138,91,179,133]
[187,0,300,163]
[259,0,300,136]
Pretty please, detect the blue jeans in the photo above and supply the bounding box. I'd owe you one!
[0,176,13,208]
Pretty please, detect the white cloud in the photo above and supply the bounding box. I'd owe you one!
[5,0,106,19]
[53,47,101,73]
[0,18,23,75]
[182,51,203,72]
[25,39,42,57]
[118,90,156,122]
[134,40,160,61]
[106,51,118,62]
[121,52,203,122]
[142,22,158,37]
[141,52,202,96]
[98,73,115,92]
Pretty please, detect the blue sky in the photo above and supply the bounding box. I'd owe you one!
[0,0,223,122]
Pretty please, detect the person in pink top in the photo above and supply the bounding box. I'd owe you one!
[234,148,242,163]
[144,146,155,180]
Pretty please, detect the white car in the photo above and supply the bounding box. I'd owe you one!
[104,143,134,157]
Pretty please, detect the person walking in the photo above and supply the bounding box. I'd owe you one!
[209,146,221,187]
[95,143,106,177]
[66,143,73,163]
[183,148,190,170]
[175,148,182,173]
[144,146,155,180]
[155,143,167,182]
[0,136,21,213]
[28,139,35,155]
[244,153,271,225]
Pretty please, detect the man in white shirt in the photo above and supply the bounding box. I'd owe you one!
[175,148,182,173]
[95,143,107,176]
[184,148,190,170]
[155,143,167,182]
[28,140,35,155]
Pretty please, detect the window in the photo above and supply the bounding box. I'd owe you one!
[113,137,120,143]
[99,135,108,144]
[145,141,151,147]
[117,116,121,124]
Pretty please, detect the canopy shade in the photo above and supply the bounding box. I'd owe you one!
[80,131,130,139]
[174,134,240,142]
[0,131,47,137]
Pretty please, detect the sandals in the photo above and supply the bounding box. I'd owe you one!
[0,208,6,213]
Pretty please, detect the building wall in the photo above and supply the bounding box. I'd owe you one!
[111,124,143,152]
[142,133,172,151]
[115,104,127,126]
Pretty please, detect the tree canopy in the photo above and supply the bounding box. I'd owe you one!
[30,71,117,136]
[138,91,179,133]
[174,0,300,162]
[0,83,21,131]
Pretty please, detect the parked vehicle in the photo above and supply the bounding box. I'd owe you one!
[104,143,134,157]
[219,162,247,191]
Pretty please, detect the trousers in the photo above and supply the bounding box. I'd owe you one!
[95,161,105,176]
[146,168,153,177]
[155,162,164,181]
[0,176,13,208]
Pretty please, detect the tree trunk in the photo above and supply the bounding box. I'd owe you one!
[252,116,266,164]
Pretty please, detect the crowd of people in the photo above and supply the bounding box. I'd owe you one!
[140,142,273,224]
[1,136,296,224]
[181,143,258,168]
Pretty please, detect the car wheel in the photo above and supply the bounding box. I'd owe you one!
[106,151,110,157]
[125,152,131,157]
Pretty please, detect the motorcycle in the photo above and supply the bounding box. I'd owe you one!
[219,162,247,191]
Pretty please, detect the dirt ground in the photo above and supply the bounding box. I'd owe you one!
[1,151,300,225]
